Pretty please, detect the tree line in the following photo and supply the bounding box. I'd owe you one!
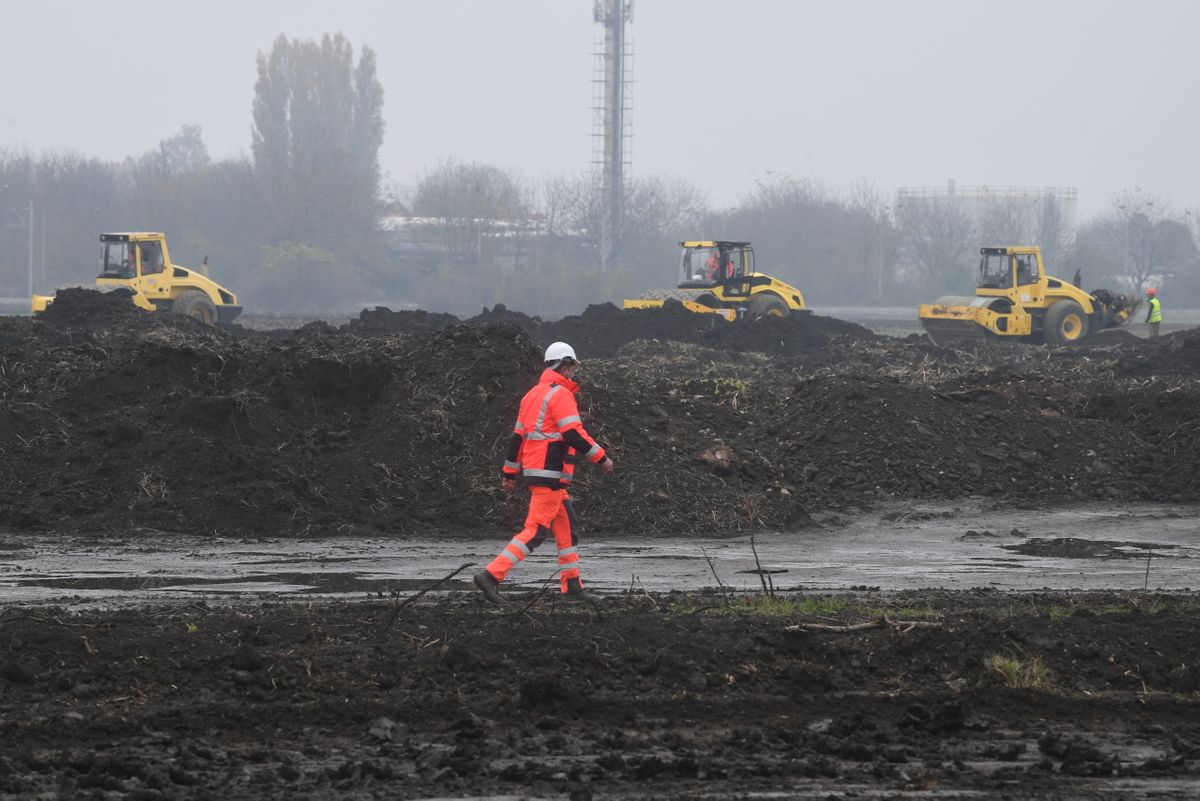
[1,33,1198,316]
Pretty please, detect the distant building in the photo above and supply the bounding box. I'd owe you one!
[895,181,1080,274]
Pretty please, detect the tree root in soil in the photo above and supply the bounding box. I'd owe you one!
[786,616,944,634]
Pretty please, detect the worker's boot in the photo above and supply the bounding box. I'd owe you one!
[564,577,598,606]
[473,571,503,605]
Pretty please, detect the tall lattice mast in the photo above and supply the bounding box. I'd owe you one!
[592,0,633,268]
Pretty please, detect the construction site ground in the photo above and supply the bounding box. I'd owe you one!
[2,290,1199,800]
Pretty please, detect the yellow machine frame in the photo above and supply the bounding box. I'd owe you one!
[918,246,1139,345]
[32,232,241,324]
[623,240,806,321]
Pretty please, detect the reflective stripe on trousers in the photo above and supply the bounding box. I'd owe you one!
[485,487,581,592]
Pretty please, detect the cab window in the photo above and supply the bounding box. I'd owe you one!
[1014,254,1038,286]
[139,242,164,275]
[100,241,136,279]
[978,253,1011,288]
[680,246,721,285]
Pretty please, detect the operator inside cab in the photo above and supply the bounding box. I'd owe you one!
[100,241,137,279]
[698,249,735,282]
[681,241,753,288]
[704,252,734,281]
[139,241,164,275]
[1015,254,1037,286]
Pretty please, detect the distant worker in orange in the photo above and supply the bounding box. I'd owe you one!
[1145,287,1163,338]
[475,341,615,604]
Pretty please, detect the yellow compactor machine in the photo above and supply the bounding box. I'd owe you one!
[918,246,1139,346]
[623,240,807,320]
[32,232,242,324]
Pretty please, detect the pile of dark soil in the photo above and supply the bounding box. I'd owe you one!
[1,591,1197,799]
[1,289,1198,537]
[348,306,460,336]
[346,301,876,358]
[35,287,146,326]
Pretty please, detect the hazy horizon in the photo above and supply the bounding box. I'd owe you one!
[3,0,1197,218]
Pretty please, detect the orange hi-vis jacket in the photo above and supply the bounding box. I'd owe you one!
[502,368,606,489]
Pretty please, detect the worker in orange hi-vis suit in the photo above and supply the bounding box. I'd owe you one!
[475,342,614,605]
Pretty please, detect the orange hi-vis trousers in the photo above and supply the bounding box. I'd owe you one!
[485,486,582,593]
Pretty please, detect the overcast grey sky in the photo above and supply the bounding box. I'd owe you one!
[3,0,1196,217]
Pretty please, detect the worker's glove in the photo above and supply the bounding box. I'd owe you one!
[501,478,517,492]
[600,457,615,475]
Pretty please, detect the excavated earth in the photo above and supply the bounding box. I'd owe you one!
[2,290,1200,799]
[2,290,1199,537]
[2,592,1199,800]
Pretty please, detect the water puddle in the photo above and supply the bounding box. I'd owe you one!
[1,501,1198,607]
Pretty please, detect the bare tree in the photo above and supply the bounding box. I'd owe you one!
[708,175,879,303]
[621,175,708,281]
[411,161,526,270]
[846,181,896,302]
[896,196,977,296]
[1035,194,1074,274]
[1083,192,1194,292]
[975,195,1037,248]
[538,172,706,282]
[127,126,212,233]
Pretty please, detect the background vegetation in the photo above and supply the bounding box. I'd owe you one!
[2,33,1197,317]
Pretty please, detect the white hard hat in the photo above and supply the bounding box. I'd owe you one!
[544,341,578,364]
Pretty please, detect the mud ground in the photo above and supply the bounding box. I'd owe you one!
[1,591,1198,800]
[3,501,1200,606]
[3,293,1200,800]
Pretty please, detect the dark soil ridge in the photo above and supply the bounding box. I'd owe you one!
[0,591,1197,800]
[340,299,879,356]
[2,288,1198,537]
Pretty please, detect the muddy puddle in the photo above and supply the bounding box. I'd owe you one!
[2,501,1197,607]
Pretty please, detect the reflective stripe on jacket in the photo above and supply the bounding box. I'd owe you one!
[502,368,606,489]
[1147,297,1162,323]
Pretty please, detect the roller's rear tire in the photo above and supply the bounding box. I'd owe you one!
[1043,300,1088,345]
[172,290,218,324]
[748,293,789,319]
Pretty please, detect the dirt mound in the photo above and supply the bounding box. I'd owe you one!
[331,301,874,358]
[539,301,875,358]
[1079,327,1141,347]
[36,287,149,325]
[1,311,541,535]
[347,306,460,336]
[2,289,1200,536]
[466,302,544,327]
[2,591,1198,800]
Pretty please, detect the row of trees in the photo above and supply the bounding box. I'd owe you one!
[1,32,1198,314]
[0,34,387,313]
[393,169,1200,314]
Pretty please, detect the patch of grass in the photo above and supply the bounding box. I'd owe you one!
[989,654,1053,689]
[1039,596,1200,619]
[687,376,751,397]
[993,595,1200,621]
[689,595,949,623]
[676,594,858,617]
[708,377,750,395]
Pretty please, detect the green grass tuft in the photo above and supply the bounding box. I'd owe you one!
[989,654,1053,689]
